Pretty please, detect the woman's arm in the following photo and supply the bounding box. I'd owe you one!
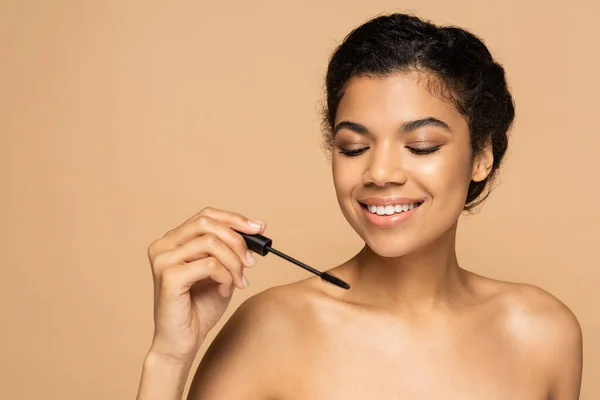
[135,207,269,400]
[547,309,583,399]
[135,290,289,400]
[136,289,288,400]
[136,351,195,400]
[507,285,583,399]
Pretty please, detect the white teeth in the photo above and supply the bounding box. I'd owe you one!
[365,202,421,215]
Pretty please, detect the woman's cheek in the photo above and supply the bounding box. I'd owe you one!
[411,156,448,185]
[411,155,472,199]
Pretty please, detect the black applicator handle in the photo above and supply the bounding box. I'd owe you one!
[238,231,272,256]
[234,230,350,290]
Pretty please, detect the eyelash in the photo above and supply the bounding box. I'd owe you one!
[338,145,442,157]
[339,148,369,157]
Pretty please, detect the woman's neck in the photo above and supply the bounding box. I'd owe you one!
[346,224,468,314]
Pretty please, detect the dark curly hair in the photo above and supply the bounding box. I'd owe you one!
[321,13,515,211]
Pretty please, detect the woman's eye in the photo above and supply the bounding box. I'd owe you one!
[406,145,442,155]
[339,147,369,157]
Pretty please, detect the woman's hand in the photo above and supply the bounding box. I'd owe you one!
[145,207,266,363]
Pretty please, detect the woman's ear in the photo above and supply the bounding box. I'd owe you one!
[471,136,494,182]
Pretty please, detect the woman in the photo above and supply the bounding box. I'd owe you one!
[136,13,582,399]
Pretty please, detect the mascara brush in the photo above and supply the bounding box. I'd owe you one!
[235,231,350,290]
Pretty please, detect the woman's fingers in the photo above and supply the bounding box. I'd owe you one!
[174,207,265,239]
[170,216,258,268]
[146,207,267,298]
[143,206,267,363]
[159,257,234,298]
[151,207,265,268]
[196,207,265,232]
[155,233,247,289]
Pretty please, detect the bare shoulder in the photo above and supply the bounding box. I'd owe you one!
[473,275,583,396]
[187,280,320,399]
[491,281,582,347]
[228,278,324,337]
[471,274,582,346]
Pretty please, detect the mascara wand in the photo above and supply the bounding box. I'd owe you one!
[235,231,351,290]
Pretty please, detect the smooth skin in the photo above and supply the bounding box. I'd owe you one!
[136,72,583,400]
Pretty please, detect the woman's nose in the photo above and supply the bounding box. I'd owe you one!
[363,143,408,187]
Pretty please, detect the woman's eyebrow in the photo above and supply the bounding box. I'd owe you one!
[401,117,452,133]
[333,117,452,136]
[333,121,369,135]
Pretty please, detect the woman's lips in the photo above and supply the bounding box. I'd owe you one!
[357,196,425,206]
[359,201,422,227]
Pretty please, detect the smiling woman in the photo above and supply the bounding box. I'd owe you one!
[331,72,492,257]
[136,13,583,400]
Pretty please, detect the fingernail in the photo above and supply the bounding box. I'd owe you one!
[246,250,256,267]
[242,275,249,288]
[247,220,263,230]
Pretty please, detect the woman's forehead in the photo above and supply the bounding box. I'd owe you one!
[335,72,465,130]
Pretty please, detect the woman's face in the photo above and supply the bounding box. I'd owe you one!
[331,72,492,257]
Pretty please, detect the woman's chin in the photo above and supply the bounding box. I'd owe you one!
[362,239,416,259]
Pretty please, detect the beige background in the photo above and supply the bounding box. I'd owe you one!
[1,0,598,398]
